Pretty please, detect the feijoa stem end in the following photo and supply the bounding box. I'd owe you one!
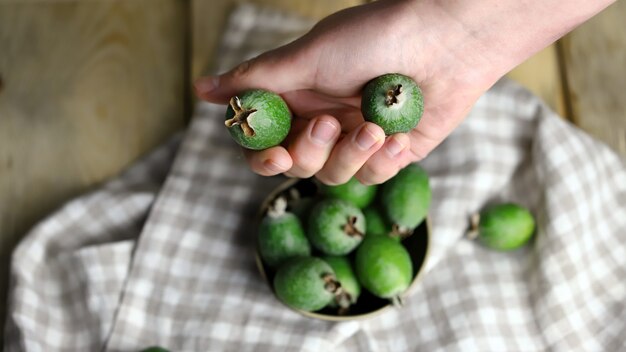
[385,84,403,106]
[390,224,412,240]
[343,216,364,238]
[467,213,481,240]
[321,273,342,293]
[391,295,404,308]
[225,96,257,137]
[267,197,287,218]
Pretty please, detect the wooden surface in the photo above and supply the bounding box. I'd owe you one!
[560,0,626,155]
[0,0,624,345]
[0,0,187,340]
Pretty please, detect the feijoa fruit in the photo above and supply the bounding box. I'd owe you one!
[225,89,291,150]
[307,199,366,255]
[361,73,424,135]
[273,257,339,312]
[469,203,535,251]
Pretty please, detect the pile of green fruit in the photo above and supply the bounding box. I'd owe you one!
[257,163,431,315]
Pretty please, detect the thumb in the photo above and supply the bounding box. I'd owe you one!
[194,48,312,104]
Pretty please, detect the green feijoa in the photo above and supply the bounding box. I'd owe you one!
[258,198,311,268]
[355,236,413,300]
[308,199,366,255]
[362,205,402,241]
[361,73,424,135]
[273,257,338,312]
[470,203,535,251]
[381,163,431,233]
[322,256,361,308]
[319,177,378,208]
[225,89,291,150]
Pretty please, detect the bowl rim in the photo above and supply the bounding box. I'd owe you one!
[255,177,432,321]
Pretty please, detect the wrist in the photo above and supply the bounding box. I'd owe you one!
[401,0,616,94]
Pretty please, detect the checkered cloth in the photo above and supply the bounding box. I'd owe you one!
[5,3,626,351]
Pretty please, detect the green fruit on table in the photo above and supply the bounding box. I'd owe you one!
[258,197,311,268]
[361,73,424,135]
[355,236,413,300]
[225,89,291,150]
[307,199,366,255]
[273,257,339,312]
[470,203,535,251]
[380,163,431,233]
[322,256,361,309]
[319,177,378,208]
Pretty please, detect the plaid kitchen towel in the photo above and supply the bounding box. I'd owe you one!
[5,3,626,352]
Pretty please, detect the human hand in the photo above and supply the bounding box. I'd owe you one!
[195,0,612,185]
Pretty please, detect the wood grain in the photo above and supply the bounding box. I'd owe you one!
[191,0,363,80]
[0,0,186,337]
[560,1,626,156]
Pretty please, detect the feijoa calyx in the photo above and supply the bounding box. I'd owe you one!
[380,163,431,234]
[322,256,361,311]
[225,89,291,150]
[355,236,413,301]
[469,203,535,251]
[273,257,340,312]
[361,73,424,135]
[258,197,311,268]
[318,177,378,208]
[307,199,366,256]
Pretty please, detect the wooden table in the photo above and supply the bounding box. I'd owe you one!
[1,0,624,342]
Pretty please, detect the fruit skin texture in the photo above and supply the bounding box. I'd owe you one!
[225,89,291,150]
[355,236,413,299]
[361,73,424,135]
[322,256,361,305]
[363,205,391,237]
[258,212,311,268]
[273,257,336,312]
[381,163,431,231]
[307,199,366,255]
[319,177,378,208]
[478,203,535,251]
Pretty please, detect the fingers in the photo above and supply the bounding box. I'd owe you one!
[355,133,412,185]
[315,122,385,185]
[284,115,342,179]
[242,147,292,177]
[194,45,312,104]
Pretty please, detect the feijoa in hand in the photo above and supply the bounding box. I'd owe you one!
[322,256,361,310]
[381,163,431,234]
[258,198,311,268]
[355,236,413,300]
[273,257,339,312]
[308,199,366,256]
[225,89,291,150]
[361,73,424,135]
[319,177,378,208]
[469,203,535,251]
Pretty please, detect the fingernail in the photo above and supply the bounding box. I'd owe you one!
[310,120,338,145]
[386,136,406,157]
[194,76,219,95]
[355,125,382,151]
[264,159,288,173]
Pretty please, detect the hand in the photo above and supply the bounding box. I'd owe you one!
[195,0,613,185]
